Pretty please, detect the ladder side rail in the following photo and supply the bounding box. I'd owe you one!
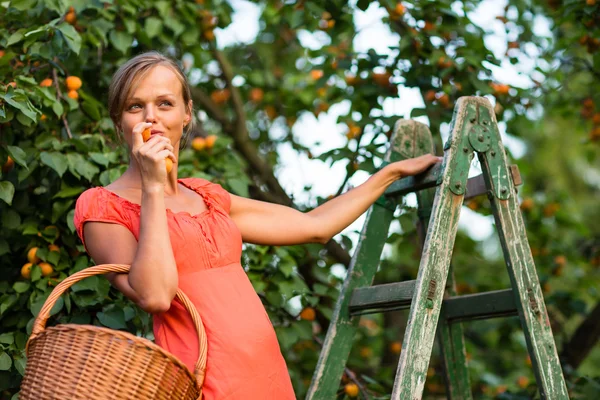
[391,98,477,400]
[476,101,569,400]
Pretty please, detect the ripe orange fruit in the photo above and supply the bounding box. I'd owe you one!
[345,74,358,86]
[344,383,359,397]
[165,158,174,174]
[7,82,17,89]
[372,71,391,86]
[520,197,534,212]
[390,341,402,354]
[543,202,560,217]
[21,263,33,279]
[67,90,79,99]
[40,114,47,121]
[264,105,277,120]
[2,156,14,173]
[438,93,450,108]
[424,90,436,102]
[39,262,54,277]
[27,247,40,264]
[395,3,406,16]
[48,244,60,253]
[210,88,230,104]
[203,30,215,41]
[66,76,82,91]
[554,255,567,266]
[359,346,372,358]
[142,128,152,142]
[205,135,217,149]
[490,83,510,95]
[517,376,529,388]
[65,11,76,25]
[310,70,324,80]
[192,137,206,151]
[40,78,53,87]
[0,50,5,58]
[423,21,435,31]
[249,88,264,103]
[299,307,316,321]
[346,123,361,140]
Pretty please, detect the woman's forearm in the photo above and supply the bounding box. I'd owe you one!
[308,164,400,242]
[128,188,178,309]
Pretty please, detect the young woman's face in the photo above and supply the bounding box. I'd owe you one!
[120,65,191,150]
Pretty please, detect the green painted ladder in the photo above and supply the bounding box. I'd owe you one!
[306,97,569,399]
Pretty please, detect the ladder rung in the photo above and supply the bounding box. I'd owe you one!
[385,164,522,199]
[385,164,442,197]
[349,283,517,322]
[349,280,415,315]
[442,289,517,323]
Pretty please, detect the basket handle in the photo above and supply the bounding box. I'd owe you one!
[28,264,207,390]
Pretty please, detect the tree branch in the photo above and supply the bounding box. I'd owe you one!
[192,50,353,268]
[560,300,600,370]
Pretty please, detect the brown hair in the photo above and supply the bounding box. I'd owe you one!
[108,51,194,148]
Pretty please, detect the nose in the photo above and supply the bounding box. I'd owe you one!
[144,105,157,123]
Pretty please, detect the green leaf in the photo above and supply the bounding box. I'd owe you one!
[51,199,74,223]
[67,153,99,181]
[0,352,12,371]
[88,152,109,167]
[0,333,14,345]
[81,100,101,121]
[44,0,69,14]
[109,31,133,54]
[66,209,76,233]
[0,181,15,205]
[2,210,21,230]
[97,308,127,330]
[12,281,30,294]
[0,90,40,122]
[40,151,68,177]
[0,239,9,256]
[52,100,64,117]
[9,0,38,11]
[57,23,82,54]
[6,30,25,46]
[53,185,84,199]
[6,145,28,169]
[145,17,163,38]
[14,357,26,376]
[227,178,249,197]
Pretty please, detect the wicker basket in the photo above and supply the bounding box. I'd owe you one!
[20,264,207,400]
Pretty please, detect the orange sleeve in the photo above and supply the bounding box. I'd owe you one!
[73,188,135,252]
[185,177,231,214]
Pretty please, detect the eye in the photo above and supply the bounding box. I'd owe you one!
[127,103,141,110]
[160,100,173,107]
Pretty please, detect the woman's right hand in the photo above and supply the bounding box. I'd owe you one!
[130,122,177,189]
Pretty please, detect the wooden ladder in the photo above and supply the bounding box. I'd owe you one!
[306,97,569,400]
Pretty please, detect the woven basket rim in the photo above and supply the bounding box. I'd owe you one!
[28,323,198,387]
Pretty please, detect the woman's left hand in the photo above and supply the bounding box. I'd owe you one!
[388,154,443,178]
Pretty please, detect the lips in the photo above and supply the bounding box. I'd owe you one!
[150,130,163,135]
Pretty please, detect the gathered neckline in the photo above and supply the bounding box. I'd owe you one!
[98,178,212,218]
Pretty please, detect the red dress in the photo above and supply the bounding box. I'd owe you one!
[74,177,296,399]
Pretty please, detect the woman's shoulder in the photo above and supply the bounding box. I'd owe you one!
[180,177,231,212]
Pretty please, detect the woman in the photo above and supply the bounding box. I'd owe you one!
[73,51,441,399]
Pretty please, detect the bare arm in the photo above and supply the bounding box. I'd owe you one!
[230,154,441,246]
[83,122,179,314]
[83,189,178,313]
